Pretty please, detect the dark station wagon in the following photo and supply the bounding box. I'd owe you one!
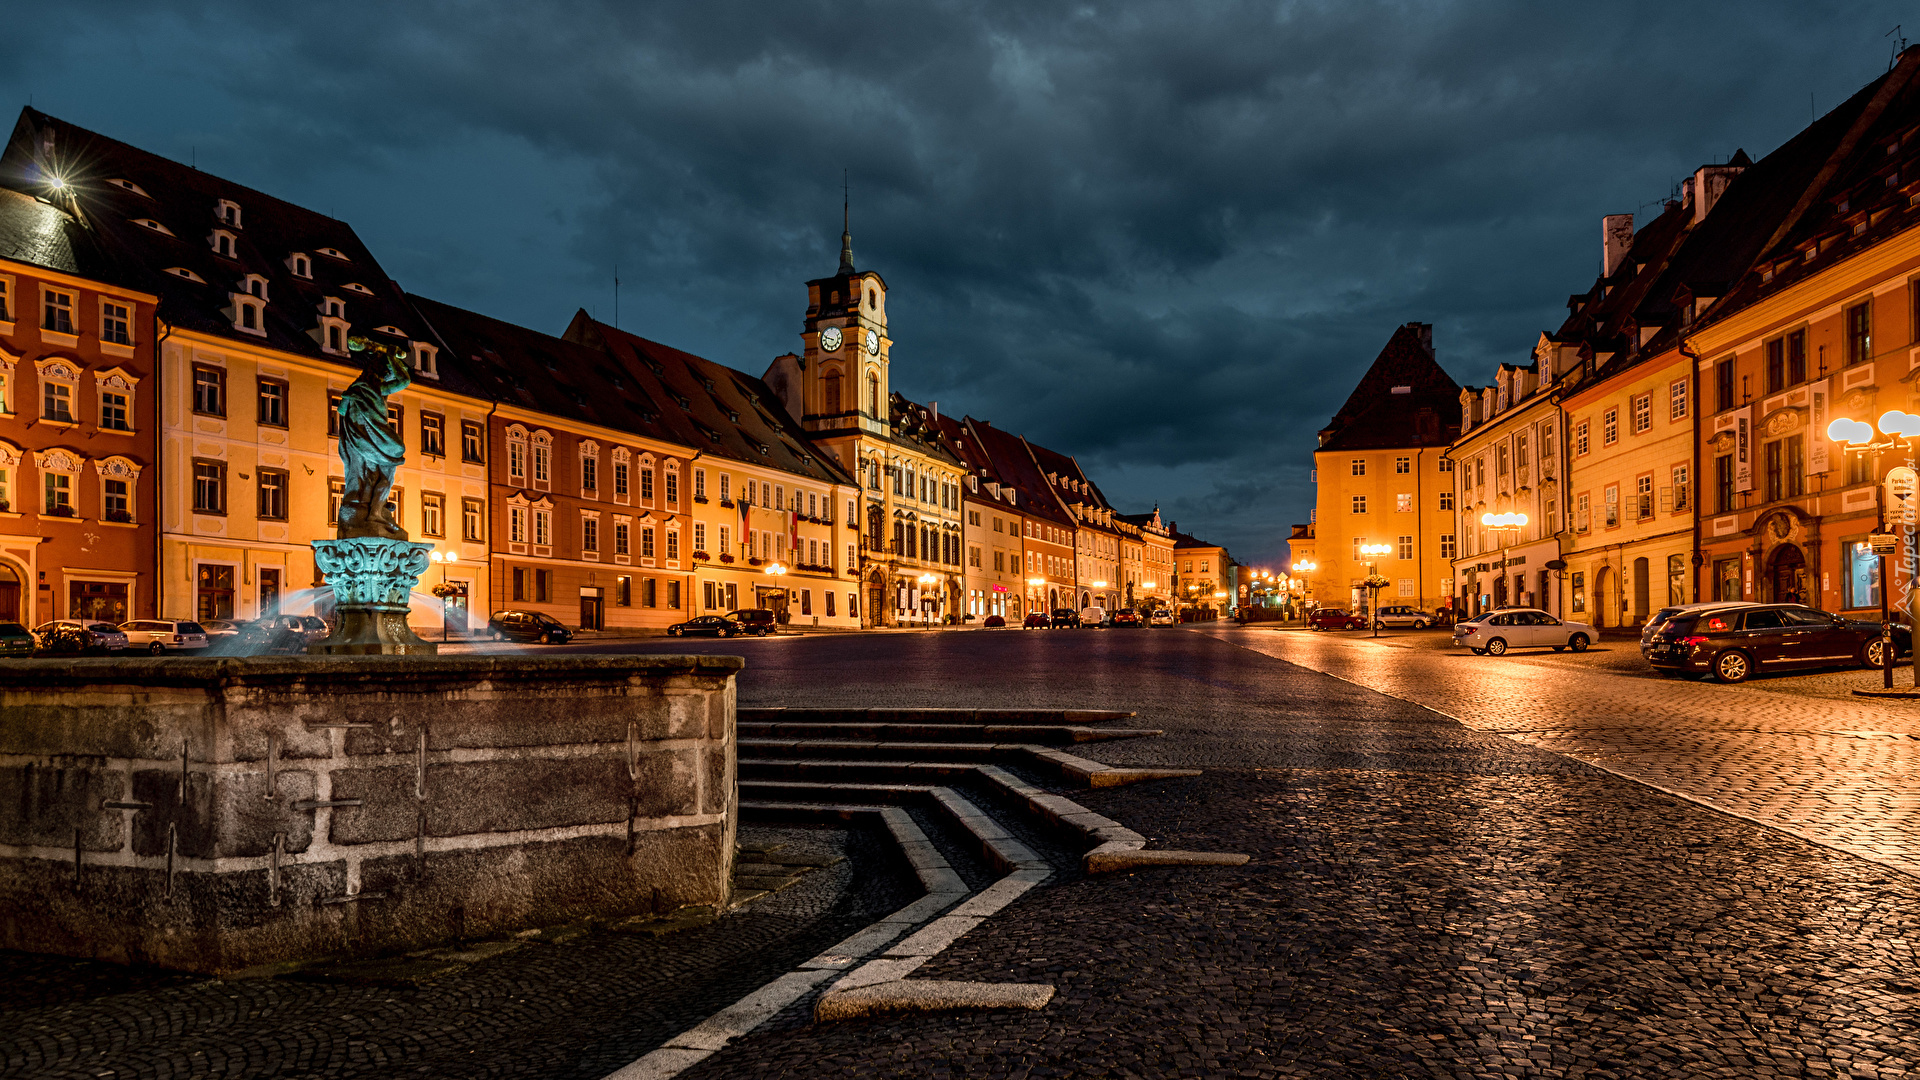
[1645,603,1907,683]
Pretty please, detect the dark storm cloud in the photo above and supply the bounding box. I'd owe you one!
[3,0,1909,561]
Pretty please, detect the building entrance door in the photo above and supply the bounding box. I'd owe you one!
[1632,556,1650,624]
[1769,544,1807,604]
[259,568,281,616]
[0,565,19,622]
[1593,566,1612,627]
[579,588,604,630]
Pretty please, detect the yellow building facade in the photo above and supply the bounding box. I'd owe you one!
[1306,323,1462,616]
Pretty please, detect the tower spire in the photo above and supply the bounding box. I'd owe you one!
[838,170,855,275]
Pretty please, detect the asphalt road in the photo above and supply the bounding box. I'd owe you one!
[6,626,1917,1078]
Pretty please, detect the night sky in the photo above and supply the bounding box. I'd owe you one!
[2,2,1909,566]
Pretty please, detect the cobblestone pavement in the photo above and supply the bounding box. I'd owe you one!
[10,629,1920,1078]
[1209,625,1920,878]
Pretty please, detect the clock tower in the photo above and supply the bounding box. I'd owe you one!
[774,204,890,439]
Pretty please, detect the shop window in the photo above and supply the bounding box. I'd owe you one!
[1844,541,1881,608]
[70,580,128,623]
[1570,571,1586,612]
[197,564,235,621]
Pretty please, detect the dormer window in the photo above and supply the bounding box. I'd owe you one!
[317,247,348,261]
[215,199,242,227]
[411,342,439,379]
[288,253,311,278]
[232,293,265,335]
[324,298,344,318]
[132,218,175,236]
[108,178,150,198]
[343,282,374,295]
[374,324,405,337]
[241,274,270,301]
[164,267,206,284]
[210,230,237,258]
[314,297,349,355]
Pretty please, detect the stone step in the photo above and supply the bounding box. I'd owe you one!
[741,782,1045,877]
[740,745,1201,790]
[738,707,1135,725]
[738,722,1160,744]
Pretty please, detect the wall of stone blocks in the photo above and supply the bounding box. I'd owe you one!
[0,654,740,974]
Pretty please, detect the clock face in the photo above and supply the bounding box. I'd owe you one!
[865,329,880,355]
[819,326,842,352]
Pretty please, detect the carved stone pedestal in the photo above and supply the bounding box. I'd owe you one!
[309,537,438,656]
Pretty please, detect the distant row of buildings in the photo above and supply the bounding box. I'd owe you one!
[1297,48,1920,626]
[0,108,1233,632]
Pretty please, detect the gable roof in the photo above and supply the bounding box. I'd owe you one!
[1318,322,1462,452]
[1,108,469,390]
[566,314,854,486]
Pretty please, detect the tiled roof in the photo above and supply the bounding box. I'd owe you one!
[0,109,483,395]
[0,187,88,277]
[567,314,855,486]
[960,418,1077,529]
[1318,322,1461,452]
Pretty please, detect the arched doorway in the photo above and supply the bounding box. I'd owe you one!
[1048,588,1059,611]
[1080,591,1090,609]
[1769,544,1807,604]
[1593,566,1613,628]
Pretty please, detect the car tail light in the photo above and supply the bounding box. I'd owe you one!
[171,634,182,642]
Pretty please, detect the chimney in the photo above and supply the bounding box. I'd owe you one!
[929,400,938,421]
[1410,322,1433,354]
[1602,214,1634,277]
[1691,163,1744,226]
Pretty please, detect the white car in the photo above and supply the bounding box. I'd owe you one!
[1148,609,1176,626]
[120,619,210,654]
[1080,605,1106,627]
[1453,608,1593,655]
[1373,605,1437,629]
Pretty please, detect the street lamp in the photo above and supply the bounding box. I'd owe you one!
[1359,542,1393,637]
[429,551,459,642]
[1827,413,1920,687]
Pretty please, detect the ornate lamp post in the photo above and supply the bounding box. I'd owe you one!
[1827,412,1920,687]
[1359,543,1393,636]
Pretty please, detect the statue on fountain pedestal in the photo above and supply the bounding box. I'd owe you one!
[309,337,438,655]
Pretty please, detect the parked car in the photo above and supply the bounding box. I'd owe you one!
[726,608,778,637]
[485,610,575,644]
[1374,605,1437,629]
[32,622,102,656]
[120,619,210,654]
[1080,605,1107,627]
[200,619,254,639]
[1645,603,1906,683]
[0,622,35,657]
[982,614,1008,628]
[667,615,746,638]
[1109,608,1142,628]
[1639,601,1762,659]
[1148,608,1176,626]
[1453,608,1593,655]
[1023,612,1052,629]
[1309,608,1367,631]
[1051,608,1082,629]
[34,619,128,654]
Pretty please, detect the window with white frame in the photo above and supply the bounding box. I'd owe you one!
[1669,379,1688,421]
[532,432,551,488]
[1351,495,1367,513]
[693,521,708,554]
[581,513,599,553]
[288,253,311,278]
[1350,459,1366,476]
[613,448,630,502]
[664,463,679,505]
[0,275,12,322]
[422,492,444,537]
[38,360,77,423]
[1440,534,1456,559]
[639,456,655,502]
[1632,394,1651,434]
[533,506,552,547]
[641,525,656,560]
[509,505,527,544]
[411,343,439,378]
[100,300,131,346]
[507,427,527,483]
[0,443,14,510]
[580,442,599,495]
[1396,493,1412,512]
[40,449,80,515]
[694,468,706,500]
[210,230,236,259]
[99,456,139,522]
[42,288,74,334]
[666,527,679,561]
[98,373,133,431]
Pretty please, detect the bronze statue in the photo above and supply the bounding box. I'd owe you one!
[336,337,411,540]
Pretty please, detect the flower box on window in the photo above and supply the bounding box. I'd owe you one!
[748,557,764,567]
[719,553,735,564]
[49,505,77,518]
[691,551,711,561]
[694,495,710,504]
[105,509,133,523]
[719,498,735,508]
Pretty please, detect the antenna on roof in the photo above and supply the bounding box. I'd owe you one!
[1891,25,1907,68]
